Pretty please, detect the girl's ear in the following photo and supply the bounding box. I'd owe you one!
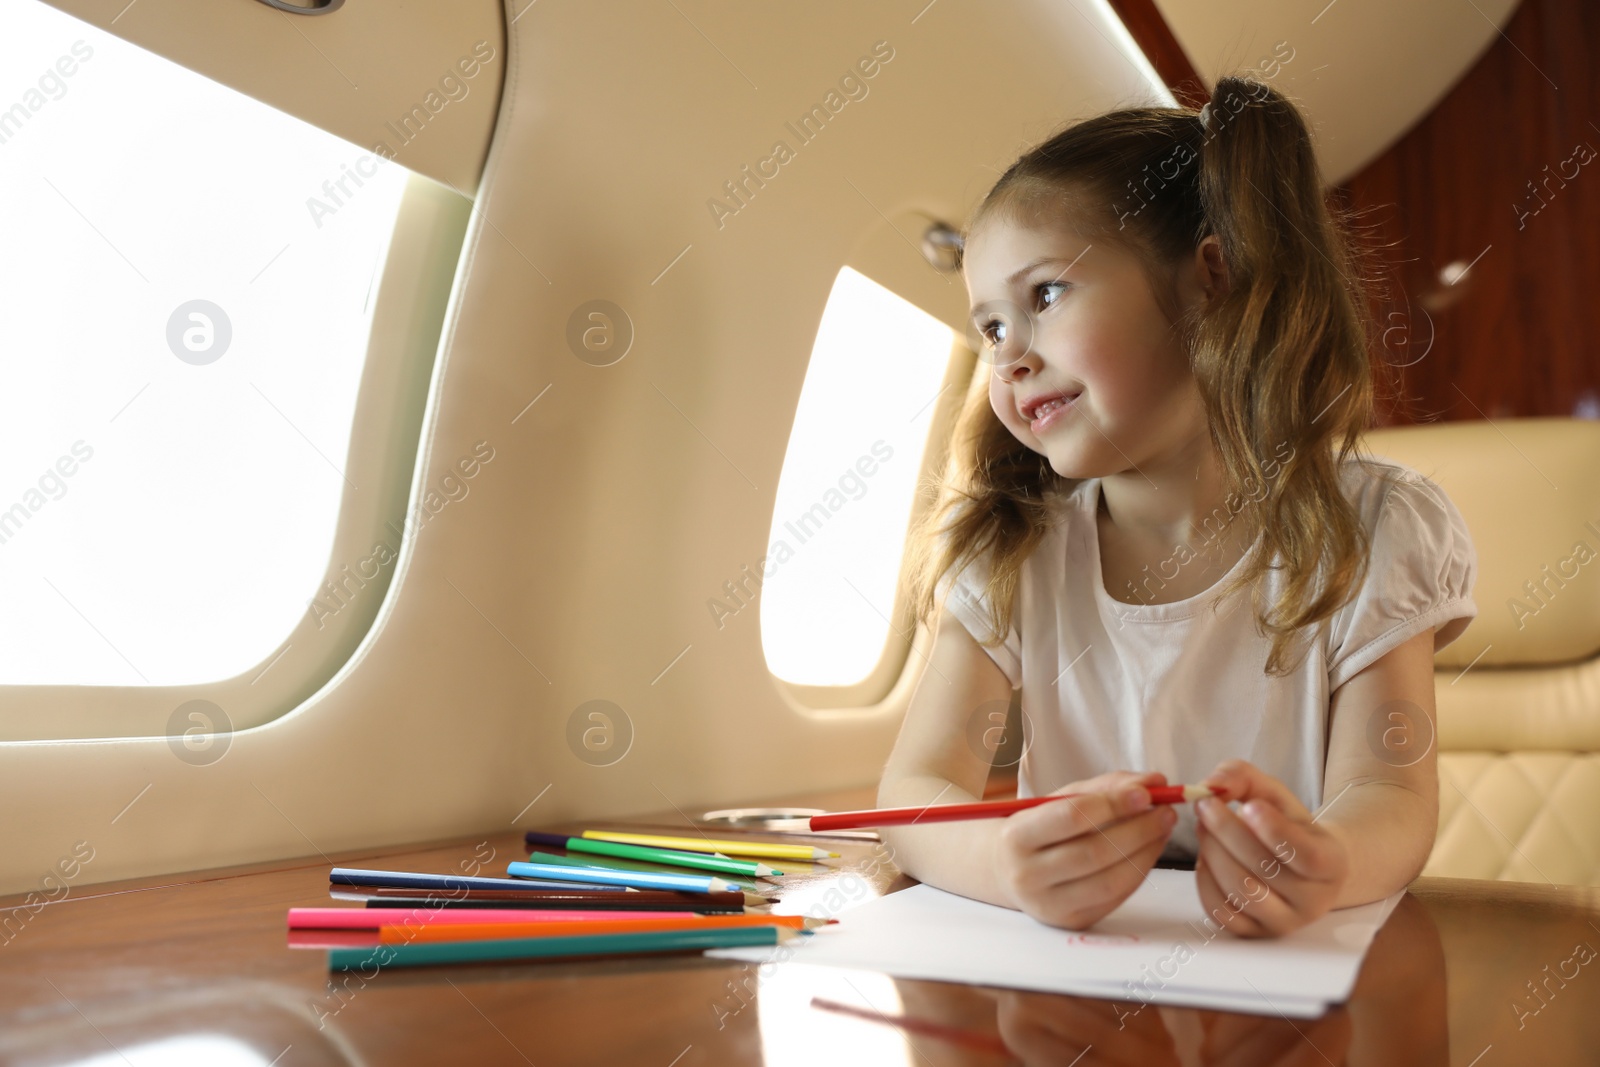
[1170,235,1230,323]
[1197,234,1230,301]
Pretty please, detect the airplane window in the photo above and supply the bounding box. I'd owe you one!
[0,3,410,684]
[761,267,955,688]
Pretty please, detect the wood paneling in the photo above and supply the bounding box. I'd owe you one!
[1115,0,1599,427]
[1104,0,1210,108]
[1334,0,1600,426]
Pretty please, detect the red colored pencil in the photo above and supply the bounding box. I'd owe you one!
[808,784,1219,831]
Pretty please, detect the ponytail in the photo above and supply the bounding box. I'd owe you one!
[1189,75,1395,673]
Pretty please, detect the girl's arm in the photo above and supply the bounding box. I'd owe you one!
[878,608,1176,925]
[876,606,1020,908]
[1315,626,1442,907]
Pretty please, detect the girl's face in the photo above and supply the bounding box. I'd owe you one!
[963,211,1213,480]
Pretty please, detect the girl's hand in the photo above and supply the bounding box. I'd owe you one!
[1193,760,1349,938]
[995,770,1177,930]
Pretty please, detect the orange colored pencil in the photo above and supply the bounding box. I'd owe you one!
[382,913,824,944]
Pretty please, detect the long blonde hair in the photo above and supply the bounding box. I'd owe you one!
[903,75,1401,676]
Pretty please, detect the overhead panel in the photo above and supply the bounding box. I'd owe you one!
[1152,0,1520,183]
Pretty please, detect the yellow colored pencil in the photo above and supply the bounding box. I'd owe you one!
[581,830,838,862]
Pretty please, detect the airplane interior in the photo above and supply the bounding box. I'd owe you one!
[1,0,1598,1063]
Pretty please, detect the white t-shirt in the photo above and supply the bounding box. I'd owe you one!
[938,456,1479,860]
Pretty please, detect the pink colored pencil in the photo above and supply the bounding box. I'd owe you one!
[287,907,700,930]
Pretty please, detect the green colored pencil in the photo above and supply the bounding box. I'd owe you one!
[524,831,782,877]
[329,924,800,970]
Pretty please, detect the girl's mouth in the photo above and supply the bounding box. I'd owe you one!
[1028,393,1079,434]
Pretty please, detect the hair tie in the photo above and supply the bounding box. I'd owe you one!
[1197,101,1213,132]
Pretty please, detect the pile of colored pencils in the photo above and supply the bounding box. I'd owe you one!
[292,828,840,971]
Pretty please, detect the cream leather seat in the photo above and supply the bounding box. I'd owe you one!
[1363,417,1600,886]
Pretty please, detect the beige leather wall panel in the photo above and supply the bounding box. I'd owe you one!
[1364,418,1600,667]
[1432,657,1600,753]
[40,0,503,192]
[1430,752,1600,885]
[1365,419,1600,885]
[0,1,1171,895]
[1153,0,1521,183]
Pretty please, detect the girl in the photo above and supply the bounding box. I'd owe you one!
[878,75,1479,939]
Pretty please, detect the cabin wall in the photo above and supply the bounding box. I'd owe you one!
[1334,0,1600,425]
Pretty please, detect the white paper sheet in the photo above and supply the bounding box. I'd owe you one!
[708,868,1402,1018]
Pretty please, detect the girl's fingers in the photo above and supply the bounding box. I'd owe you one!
[1237,800,1347,883]
[1033,805,1177,885]
[1194,852,1253,936]
[1032,826,1171,929]
[1195,841,1280,938]
[1042,769,1169,800]
[1196,797,1285,883]
[1005,783,1154,852]
[1199,760,1311,820]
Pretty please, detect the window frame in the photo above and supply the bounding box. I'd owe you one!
[0,173,471,742]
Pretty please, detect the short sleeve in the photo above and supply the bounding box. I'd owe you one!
[936,549,1023,689]
[1326,471,1479,691]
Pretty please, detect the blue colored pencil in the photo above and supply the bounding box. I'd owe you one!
[328,924,799,970]
[526,850,761,893]
[507,860,730,895]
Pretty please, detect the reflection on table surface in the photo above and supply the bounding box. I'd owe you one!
[0,787,1595,1066]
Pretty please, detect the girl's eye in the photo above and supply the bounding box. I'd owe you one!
[976,282,1068,349]
[1036,280,1069,309]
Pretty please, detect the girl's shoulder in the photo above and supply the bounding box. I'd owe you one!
[1324,453,1480,687]
[1335,452,1459,528]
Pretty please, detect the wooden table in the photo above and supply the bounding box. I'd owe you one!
[2,785,1596,1066]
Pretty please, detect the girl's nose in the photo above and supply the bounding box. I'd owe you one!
[993,340,1039,379]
